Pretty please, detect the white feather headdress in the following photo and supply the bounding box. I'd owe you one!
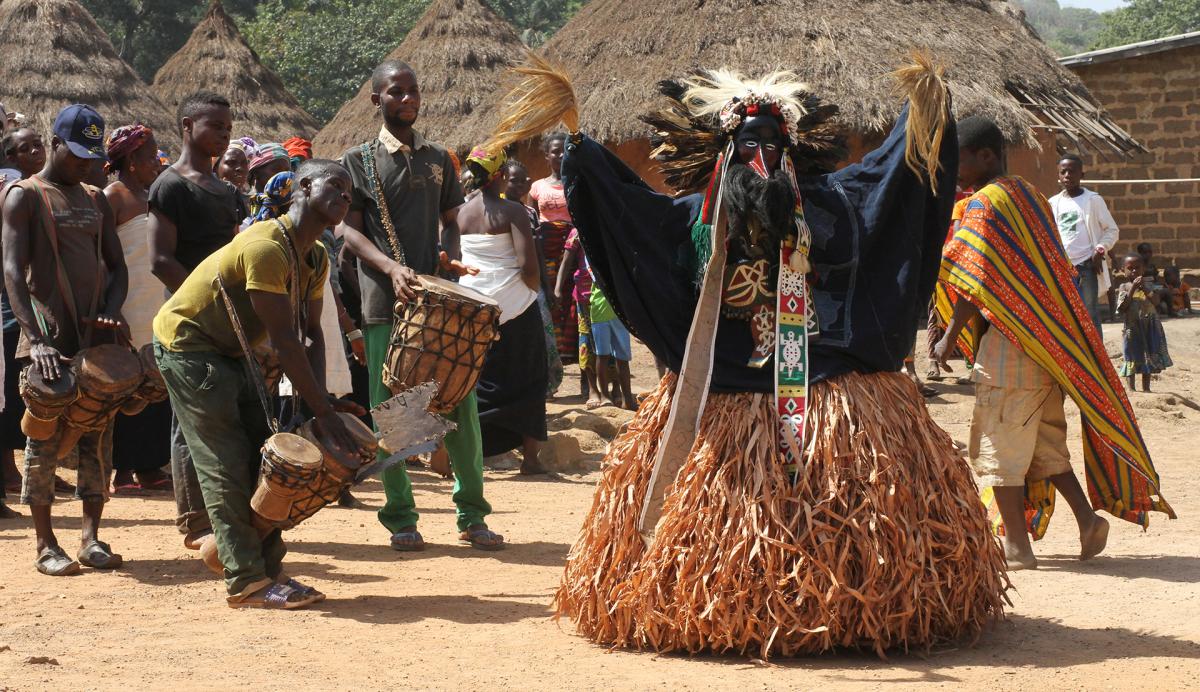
[679,69,812,146]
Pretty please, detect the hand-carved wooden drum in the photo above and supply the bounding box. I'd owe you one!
[382,275,499,414]
[19,365,78,440]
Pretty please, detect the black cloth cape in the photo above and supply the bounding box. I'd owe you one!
[561,107,958,393]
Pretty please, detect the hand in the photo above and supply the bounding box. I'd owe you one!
[29,341,67,382]
[348,335,366,365]
[387,262,419,302]
[438,250,479,277]
[329,395,366,417]
[1131,276,1144,291]
[87,313,126,331]
[1092,249,1106,274]
[931,336,954,370]
[313,408,367,461]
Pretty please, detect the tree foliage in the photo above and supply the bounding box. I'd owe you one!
[241,0,428,123]
[1095,0,1200,47]
[1016,0,1104,55]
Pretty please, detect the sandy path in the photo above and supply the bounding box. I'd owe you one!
[2,320,1199,689]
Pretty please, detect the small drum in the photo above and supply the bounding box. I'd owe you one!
[19,365,78,440]
[249,433,324,529]
[131,343,168,407]
[296,412,380,482]
[383,275,499,413]
[63,345,143,432]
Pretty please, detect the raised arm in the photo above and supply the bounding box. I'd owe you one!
[335,208,417,301]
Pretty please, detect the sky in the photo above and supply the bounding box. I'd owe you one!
[1060,0,1128,11]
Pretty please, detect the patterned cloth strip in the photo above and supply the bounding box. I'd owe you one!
[775,242,808,472]
[938,176,1175,537]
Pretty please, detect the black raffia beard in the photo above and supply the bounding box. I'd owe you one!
[721,164,797,257]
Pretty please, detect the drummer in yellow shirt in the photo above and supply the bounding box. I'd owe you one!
[153,159,367,609]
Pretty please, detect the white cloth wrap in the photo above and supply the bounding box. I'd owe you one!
[459,232,537,324]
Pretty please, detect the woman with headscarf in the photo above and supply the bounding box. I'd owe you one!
[103,124,171,493]
[457,147,547,474]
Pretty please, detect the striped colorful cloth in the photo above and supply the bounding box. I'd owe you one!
[937,176,1175,538]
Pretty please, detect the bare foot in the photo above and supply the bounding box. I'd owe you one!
[585,396,603,410]
[1003,542,1038,571]
[1080,515,1110,560]
[520,455,547,475]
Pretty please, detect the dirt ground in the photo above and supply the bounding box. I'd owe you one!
[2,318,1199,690]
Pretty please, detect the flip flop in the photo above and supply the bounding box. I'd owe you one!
[459,526,505,551]
[227,581,318,610]
[389,529,425,552]
[35,546,81,576]
[77,539,123,569]
[277,575,326,603]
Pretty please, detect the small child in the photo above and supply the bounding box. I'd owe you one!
[1117,254,1173,392]
[556,229,600,407]
[1163,266,1192,316]
[589,282,635,410]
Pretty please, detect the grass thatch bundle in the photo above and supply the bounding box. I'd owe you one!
[540,0,1139,155]
[556,371,1010,658]
[153,0,319,143]
[0,0,179,153]
[480,51,578,156]
[313,0,527,159]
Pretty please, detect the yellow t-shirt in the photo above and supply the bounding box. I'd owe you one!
[153,215,329,356]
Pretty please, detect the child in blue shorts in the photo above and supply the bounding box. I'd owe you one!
[590,284,635,409]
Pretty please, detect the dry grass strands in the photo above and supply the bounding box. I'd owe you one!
[152,0,319,142]
[313,0,526,158]
[556,371,1010,658]
[891,50,949,196]
[480,51,579,157]
[0,0,179,152]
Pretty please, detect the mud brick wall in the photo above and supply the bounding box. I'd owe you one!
[1070,45,1200,270]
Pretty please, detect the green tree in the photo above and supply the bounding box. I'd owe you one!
[80,0,262,82]
[1095,0,1200,47]
[1016,0,1104,55]
[242,0,429,123]
[490,0,585,45]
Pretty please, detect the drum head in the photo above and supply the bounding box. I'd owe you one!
[25,364,76,396]
[265,433,324,467]
[418,275,499,307]
[77,344,143,388]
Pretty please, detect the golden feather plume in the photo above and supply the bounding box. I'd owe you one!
[481,51,579,156]
[891,50,950,195]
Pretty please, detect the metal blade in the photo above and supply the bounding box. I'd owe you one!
[369,381,455,460]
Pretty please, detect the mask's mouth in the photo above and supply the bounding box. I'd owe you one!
[748,148,771,179]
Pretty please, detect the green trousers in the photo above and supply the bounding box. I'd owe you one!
[155,344,285,596]
[365,324,491,533]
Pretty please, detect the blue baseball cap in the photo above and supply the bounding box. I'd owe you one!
[52,104,106,160]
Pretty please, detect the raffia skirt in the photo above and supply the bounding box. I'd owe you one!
[555,370,1009,658]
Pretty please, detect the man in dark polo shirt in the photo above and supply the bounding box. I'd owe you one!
[148,91,239,551]
[338,59,502,552]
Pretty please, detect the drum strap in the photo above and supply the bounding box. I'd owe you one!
[217,274,279,434]
[361,142,408,266]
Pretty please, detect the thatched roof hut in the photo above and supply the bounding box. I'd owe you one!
[540,0,1139,160]
[313,0,525,158]
[0,0,179,152]
[153,0,320,142]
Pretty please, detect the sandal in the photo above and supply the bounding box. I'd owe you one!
[389,528,425,552]
[459,525,505,551]
[276,575,326,603]
[77,539,123,569]
[35,546,81,576]
[227,580,318,610]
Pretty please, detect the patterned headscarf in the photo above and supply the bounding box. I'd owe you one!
[282,137,312,167]
[466,146,507,188]
[248,142,289,172]
[253,170,294,222]
[105,124,153,173]
[228,136,258,154]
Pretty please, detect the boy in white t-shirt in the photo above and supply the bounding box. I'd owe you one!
[1049,154,1119,333]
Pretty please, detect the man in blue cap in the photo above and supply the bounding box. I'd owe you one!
[2,104,129,576]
